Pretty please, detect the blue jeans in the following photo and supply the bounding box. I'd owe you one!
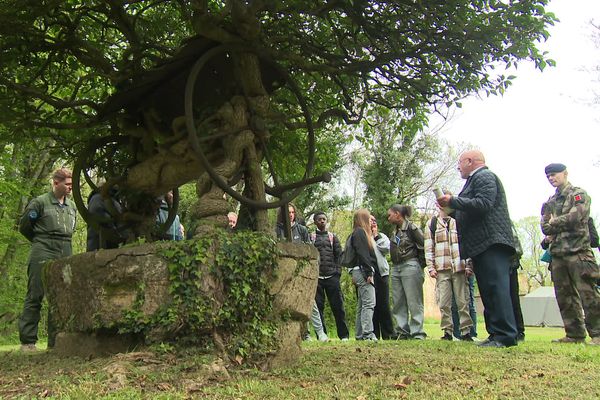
[352,269,376,340]
[390,260,426,338]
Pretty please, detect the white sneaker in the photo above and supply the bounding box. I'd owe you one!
[341,338,349,342]
[317,332,329,342]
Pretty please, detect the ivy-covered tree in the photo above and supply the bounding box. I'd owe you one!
[0,0,557,236]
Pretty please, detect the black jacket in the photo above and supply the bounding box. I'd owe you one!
[312,230,343,276]
[86,191,128,251]
[350,228,377,277]
[450,167,515,258]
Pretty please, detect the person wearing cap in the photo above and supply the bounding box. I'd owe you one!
[437,150,517,348]
[541,163,600,345]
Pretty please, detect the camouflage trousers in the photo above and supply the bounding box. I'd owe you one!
[551,252,600,339]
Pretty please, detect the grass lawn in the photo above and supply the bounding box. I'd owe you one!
[1,323,599,399]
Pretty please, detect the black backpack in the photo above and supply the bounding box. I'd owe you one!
[589,217,599,248]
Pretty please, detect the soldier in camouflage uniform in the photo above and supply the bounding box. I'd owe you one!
[541,163,600,345]
[18,168,77,352]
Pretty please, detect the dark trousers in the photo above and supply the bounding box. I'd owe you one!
[472,245,517,346]
[19,240,70,348]
[18,260,56,347]
[372,271,395,339]
[452,275,477,338]
[509,266,525,338]
[315,275,349,339]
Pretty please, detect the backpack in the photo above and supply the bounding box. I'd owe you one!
[589,217,599,248]
[429,216,437,240]
[406,222,427,268]
[339,235,356,268]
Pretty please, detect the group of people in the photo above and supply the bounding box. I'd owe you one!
[15,149,600,352]
[280,150,600,348]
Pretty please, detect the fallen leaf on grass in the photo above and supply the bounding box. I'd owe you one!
[299,382,311,388]
[156,382,173,391]
[394,376,413,390]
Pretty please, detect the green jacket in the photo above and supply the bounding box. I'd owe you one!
[19,192,77,264]
[541,183,593,258]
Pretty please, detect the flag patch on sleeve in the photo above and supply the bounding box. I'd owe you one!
[574,194,583,203]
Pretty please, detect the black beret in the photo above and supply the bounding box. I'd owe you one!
[544,163,567,174]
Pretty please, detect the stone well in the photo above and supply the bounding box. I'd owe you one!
[44,240,318,367]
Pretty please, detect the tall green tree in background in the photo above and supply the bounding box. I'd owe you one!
[515,216,551,292]
[354,107,433,225]
[352,106,463,233]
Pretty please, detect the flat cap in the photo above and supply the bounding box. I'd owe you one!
[544,163,567,174]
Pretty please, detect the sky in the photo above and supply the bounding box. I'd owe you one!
[439,0,600,220]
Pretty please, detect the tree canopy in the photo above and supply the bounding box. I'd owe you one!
[0,0,557,231]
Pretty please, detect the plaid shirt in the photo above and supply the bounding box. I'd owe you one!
[424,215,464,273]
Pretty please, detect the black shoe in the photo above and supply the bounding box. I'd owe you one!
[477,340,506,348]
[441,333,453,341]
[516,333,525,342]
[460,333,474,342]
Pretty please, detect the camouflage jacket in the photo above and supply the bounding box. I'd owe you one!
[541,183,592,257]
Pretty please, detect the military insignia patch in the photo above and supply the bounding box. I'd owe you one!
[574,194,583,203]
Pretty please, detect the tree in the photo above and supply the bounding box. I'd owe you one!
[515,216,551,291]
[352,106,466,233]
[352,107,431,226]
[0,1,557,237]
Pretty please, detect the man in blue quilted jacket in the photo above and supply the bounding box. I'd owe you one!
[437,150,517,347]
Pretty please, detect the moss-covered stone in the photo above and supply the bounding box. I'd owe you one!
[44,231,318,367]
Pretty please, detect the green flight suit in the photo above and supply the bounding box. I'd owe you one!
[18,192,76,347]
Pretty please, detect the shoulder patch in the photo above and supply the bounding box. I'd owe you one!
[574,194,584,204]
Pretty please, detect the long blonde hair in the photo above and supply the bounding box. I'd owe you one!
[353,208,373,250]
